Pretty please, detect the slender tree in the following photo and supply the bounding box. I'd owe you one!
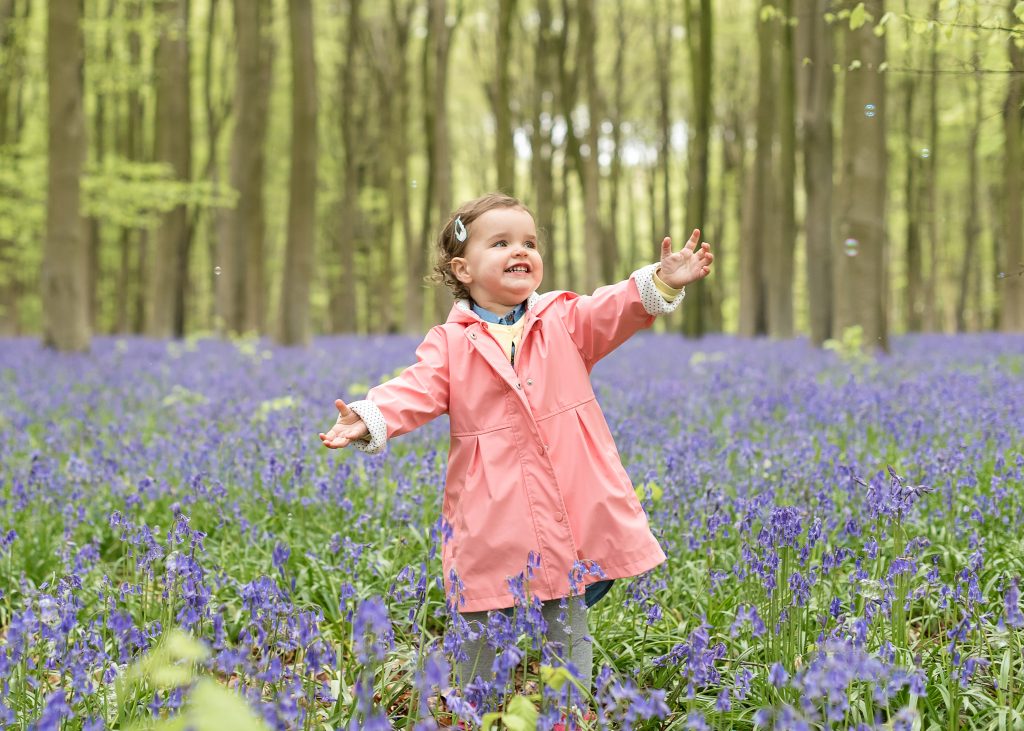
[739,0,776,336]
[43,0,89,351]
[220,0,274,335]
[147,0,192,338]
[682,0,713,336]
[1000,0,1024,330]
[576,0,605,293]
[279,0,317,345]
[795,0,834,345]
[530,0,558,289]
[0,0,25,335]
[833,0,888,350]
[333,0,362,333]
[768,0,795,338]
[492,0,516,194]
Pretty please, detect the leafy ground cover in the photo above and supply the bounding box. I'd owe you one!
[0,332,1022,730]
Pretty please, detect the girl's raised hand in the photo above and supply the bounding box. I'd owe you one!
[657,228,714,289]
[319,399,370,449]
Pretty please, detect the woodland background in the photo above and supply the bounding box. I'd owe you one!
[2,0,1023,351]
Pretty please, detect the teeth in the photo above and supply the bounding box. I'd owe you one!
[506,266,528,273]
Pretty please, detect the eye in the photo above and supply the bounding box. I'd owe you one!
[492,240,508,247]
[525,240,537,249]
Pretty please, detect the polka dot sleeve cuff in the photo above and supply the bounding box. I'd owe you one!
[347,400,388,455]
[631,262,685,316]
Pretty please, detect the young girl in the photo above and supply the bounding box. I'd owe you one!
[319,193,713,711]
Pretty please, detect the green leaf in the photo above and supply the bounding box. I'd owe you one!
[850,2,867,29]
[502,696,539,731]
[1014,1,1024,22]
[540,665,574,691]
[188,679,272,731]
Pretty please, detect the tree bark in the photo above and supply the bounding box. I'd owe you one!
[43,0,90,351]
[576,0,604,293]
[0,0,24,335]
[922,0,939,330]
[767,0,795,338]
[221,0,272,336]
[1000,0,1024,330]
[333,0,362,333]
[833,0,888,351]
[739,0,775,337]
[146,0,192,338]
[530,0,557,288]
[795,0,834,345]
[682,0,713,336]
[429,0,458,322]
[493,0,516,193]
[279,0,317,345]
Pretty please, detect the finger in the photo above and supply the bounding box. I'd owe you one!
[335,398,353,417]
[660,237,672,258]
[685,229,700,251]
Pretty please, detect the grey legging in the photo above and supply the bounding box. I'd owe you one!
[455,594,592,697]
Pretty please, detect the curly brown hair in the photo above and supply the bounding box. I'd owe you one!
[428,192,539,301]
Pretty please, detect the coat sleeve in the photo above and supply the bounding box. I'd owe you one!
[347,326,450,455]
[561,262,685,368]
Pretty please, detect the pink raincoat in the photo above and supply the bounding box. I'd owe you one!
[349,264,683,612]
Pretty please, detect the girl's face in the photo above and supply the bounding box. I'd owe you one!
[450,207,544,312]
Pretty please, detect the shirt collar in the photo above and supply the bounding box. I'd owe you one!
[470,299,526,325]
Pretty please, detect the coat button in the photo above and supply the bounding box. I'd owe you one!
[515,382,522,390]
[526,379,533,386]
[469,332,476,339]
[555,512,564,522]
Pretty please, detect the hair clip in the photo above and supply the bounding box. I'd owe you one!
[454,216,468,242]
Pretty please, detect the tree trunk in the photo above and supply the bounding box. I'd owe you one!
[651,0,672,238]
[608,0,626,278]
[767,0,795,338]
[221,0,272,335]
[531,0,557,288]
[334,0,362,333]
[739,0,775,337]
[1000,0,1024,330]
[147,0,191,338]
[279,0,317,345]
[85,0,116,333]
[957,31,982,332]
[833,0,888,351]
[576,0,604,293]
[493,0,516,193]
[43,0,89,351]
[682,0,713,336]
[922,0,939,331]
[430,0,458,322]
[0,0,24,335]
[795,0,834,345]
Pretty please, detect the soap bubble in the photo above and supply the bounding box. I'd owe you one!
[410,180,418,188]
[864,103,876,118]
[998,272,1008,279]
[920,148,930,159]
[844,238,859,257]
[214,266,222,276]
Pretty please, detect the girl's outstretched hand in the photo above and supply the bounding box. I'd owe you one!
[657,228,714,289]
[319,399,370,449]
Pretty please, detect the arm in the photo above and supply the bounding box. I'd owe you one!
[563,229,712,367]
[344,325,450,455]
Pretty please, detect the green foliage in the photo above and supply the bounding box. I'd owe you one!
[82,157,237,230]
[118,629,271,731]
[823,325,874,365]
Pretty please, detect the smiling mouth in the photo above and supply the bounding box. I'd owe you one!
[504,265,531,273]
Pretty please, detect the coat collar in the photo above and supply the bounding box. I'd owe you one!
[447,291,546,325]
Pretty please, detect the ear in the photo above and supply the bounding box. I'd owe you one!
[450,257,472,285]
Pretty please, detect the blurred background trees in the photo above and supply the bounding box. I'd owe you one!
[0,0,1022,350]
